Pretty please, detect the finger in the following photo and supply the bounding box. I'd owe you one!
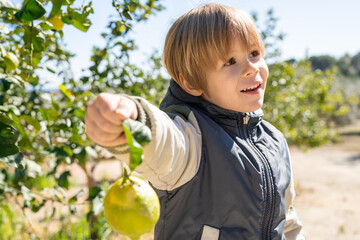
[93,94,124,125]
[115,96,138,120]
[85,118,120,141]
[99,134,127,147]
[86,118,126,145]
[88,133,127,147]
[86,105,124,134]
[86,126,127,147]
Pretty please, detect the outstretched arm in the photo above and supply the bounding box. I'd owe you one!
[85,93,202,191]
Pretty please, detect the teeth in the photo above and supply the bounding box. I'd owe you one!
[241,84,260,92]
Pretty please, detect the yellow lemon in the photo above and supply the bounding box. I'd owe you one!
[48,14,64,31]
[104,175,160,240]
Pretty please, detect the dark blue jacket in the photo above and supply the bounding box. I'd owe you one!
[110,80,303,239]
[152,80,297,239]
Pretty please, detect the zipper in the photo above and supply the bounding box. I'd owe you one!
[242,114,275,239]
[243,113,250,124]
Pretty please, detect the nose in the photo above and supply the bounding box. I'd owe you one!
[243,61,259,77]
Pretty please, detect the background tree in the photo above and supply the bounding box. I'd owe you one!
[309,55,337,71]
[1,0,165,239]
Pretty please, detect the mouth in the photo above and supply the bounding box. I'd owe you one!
[240,83,261,93]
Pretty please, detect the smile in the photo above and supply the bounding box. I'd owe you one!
[240,83,261,92]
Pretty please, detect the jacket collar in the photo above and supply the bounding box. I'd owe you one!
[160,79,263,127]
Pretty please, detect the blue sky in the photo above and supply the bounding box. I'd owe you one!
[60,0,360,84]
[12,0,360,87]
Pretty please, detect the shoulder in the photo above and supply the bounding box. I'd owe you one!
[162,104,193,121]
[260,119,287,144]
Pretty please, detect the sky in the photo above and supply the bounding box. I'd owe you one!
[13,0,360,87]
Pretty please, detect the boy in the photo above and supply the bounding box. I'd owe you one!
[85,4,304,240]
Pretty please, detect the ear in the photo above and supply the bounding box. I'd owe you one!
[179,74,203,96]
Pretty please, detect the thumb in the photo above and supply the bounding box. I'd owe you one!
[115,107,131,119]
[115,96,138,120]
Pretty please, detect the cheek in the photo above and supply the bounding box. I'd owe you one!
[260,65,269,83]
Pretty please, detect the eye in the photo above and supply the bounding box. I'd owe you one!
[249,50,260,58]
[224,57,236,66]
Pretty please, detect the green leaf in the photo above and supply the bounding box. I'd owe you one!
[39,21,54,30]
[0,78,12,92]
[46,67,56,73]
[30,199,46,212]
[18,136,32,151]
[0,0,14,9]
[122,119,151,171]
[3,52,19,71]
[0,152,25,169]
[69,134,87,146]
[58,84,73,101]
[32,33,46,53]
[0,114,14,125]
[87,186,102,201]
[63,10,91,32]
[51,99,60,111]
[0,143,19,157]
[74,148,86,167]
[22,25,44,54]
[15,0,46,22]
[0,43,6,57]
[47,0,62,19]
[0,122,19,144]
[48,146,71,158]
[0,75,24,91]
[74,108,85,118]
[57,170,71,189]
[20,115,41,132]
[63,146,73,157]
[123,9,133,20]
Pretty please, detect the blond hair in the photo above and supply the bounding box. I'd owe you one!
[162,4,264,93]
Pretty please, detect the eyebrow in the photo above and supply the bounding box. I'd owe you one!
[247,43,259,50]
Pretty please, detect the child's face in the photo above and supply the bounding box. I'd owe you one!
[201,37,268,113]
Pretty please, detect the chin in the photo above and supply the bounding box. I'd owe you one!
[243,102,263,113]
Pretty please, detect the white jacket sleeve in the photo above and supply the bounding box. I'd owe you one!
[107,97,202,191]
[284,145,306,239]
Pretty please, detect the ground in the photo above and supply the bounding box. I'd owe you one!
[290,121,360,240]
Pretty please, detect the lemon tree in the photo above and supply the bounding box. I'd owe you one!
[104,118,160,240]
[0,0,165,239]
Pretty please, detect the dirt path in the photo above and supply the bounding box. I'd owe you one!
[290,124,360,240]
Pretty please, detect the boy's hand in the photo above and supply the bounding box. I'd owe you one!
[85,93,138,147]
